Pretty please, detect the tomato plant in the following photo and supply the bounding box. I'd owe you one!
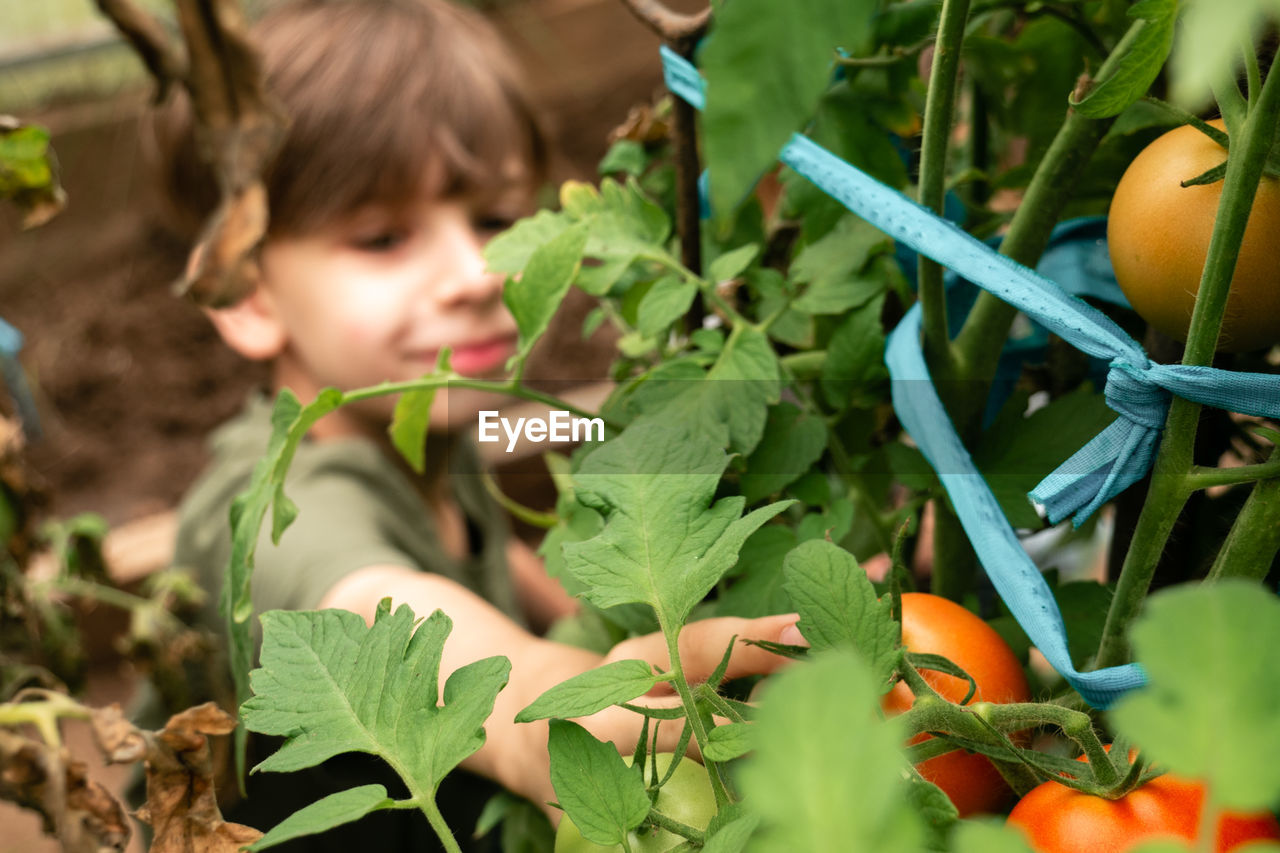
[553,753,716,853]
[881,593,1031,817]
[1007,768,1280,853]
[1107,119,1280,353]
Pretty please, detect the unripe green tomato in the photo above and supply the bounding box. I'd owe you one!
[554,753,716,853]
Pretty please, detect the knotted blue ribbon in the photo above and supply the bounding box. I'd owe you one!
[661,47,1280,708]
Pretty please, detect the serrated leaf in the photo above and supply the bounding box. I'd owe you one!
[224,386,345,780]
[740,403,828,504]
[715,525,798,618]
[701,0,878,220]
[636,274,698,337]
[516,660,658,722]
[709,243,760,282]
[563,421,792,627]
[548,720,650,846]
[704,722,752,762]
[1071,0,1176,118]
[248,785,394,851]
[504,222,588,359]
[783,540,900,685]
[242,605,510,822]
[820,296,889,411]
[902,776,958,849]
[1109,581,1280,811]
[738,651,923,853]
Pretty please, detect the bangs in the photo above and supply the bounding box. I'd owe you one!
[256,0,546,235]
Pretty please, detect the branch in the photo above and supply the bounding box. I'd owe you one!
[617,0,710,42]
[93,0,187,101]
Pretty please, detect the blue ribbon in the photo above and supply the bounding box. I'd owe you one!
[660,48,1280,708]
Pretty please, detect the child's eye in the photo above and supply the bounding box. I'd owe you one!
[351,230,407,252]
[474,215,515,236]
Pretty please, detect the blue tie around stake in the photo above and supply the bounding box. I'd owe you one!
[660,47,1280,708]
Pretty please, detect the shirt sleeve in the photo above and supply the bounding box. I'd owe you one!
[249,450,424,615]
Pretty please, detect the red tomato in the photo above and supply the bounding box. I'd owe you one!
[880,592,1031,817]
[1007,768,1280,853]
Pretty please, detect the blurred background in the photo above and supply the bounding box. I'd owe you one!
[0,1,697,848]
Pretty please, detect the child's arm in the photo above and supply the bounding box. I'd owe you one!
[505,536,579,633]
[316,564,798,815]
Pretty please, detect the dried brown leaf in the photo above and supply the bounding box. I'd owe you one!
[0,726,130,852]
[92,702,261,853]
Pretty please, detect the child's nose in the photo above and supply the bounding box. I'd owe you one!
[432,211,503,307]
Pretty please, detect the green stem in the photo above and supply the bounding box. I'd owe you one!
[480,471,558,529]
[915,0,970,386]
[418,796,464,853]
[1205,473,1280,582]
[646,808,706,844]
[1183,456,1280,492]
[660,619,730,809]
[344,375,616,431]
[1095,58,1280,669]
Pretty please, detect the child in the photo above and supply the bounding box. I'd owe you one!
[152,0,800,849]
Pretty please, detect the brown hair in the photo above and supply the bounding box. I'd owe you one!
[152,0,548,238]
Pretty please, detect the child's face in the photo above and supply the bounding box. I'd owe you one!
[257,182,529,433]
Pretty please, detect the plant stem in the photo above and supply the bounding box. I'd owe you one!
[418,795,464,853]
[343,376,615,431]
[1206,471,1280,581]
[660,619,731,809]
[1095,58,1280,669]
[916,0,970,387]
[646,808,706,844]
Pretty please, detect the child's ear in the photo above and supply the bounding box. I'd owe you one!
[205,288,287,360]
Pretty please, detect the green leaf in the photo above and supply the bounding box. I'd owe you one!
[548,720,651,846]
[516,660,658,722]
[1071,0,1177,118]
[0,122,65,226]
[224,387,344,779]
[248,785,395,851]
[387,352,451,474]
[1109,581,1280,811]
[701,0,878,220]
[738,650,923,852]
[564,420,792,627]
[483,209,571,273]
[709,243,760,282]
[820,296,889,411]
[636,274,698,337]
[790,214,892,314]
[702,813,761,853]
[715,525,799,618]
[504,222,589,359]
[951,819,1036,853]
[599,139,649,177]
[973,385,1117,530]
[740,403,829,504]
[782,540,900,685]
[242,605,510,820]
[1170,0,1276,108]
[704,722,753,762]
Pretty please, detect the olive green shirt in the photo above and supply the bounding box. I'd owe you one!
[175,393,522,654]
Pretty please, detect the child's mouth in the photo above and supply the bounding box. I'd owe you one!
[446,335,517,375]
